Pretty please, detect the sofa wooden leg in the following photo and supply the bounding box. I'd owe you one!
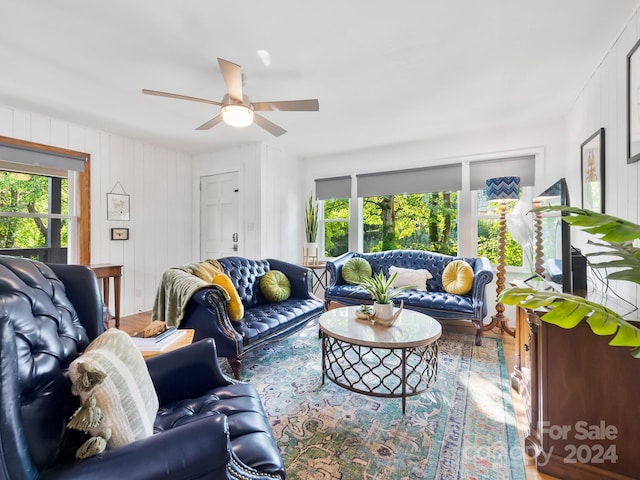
[474,322,483,346]
[228,357,242,380]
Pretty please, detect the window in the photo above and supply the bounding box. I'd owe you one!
[476,190,524,268]
[0,171,69,263]
[323,198,349,257]
[363,192,458,255]
[0,136,90,264]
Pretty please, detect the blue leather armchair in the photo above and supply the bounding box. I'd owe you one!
[0,255,285,480]
[325,250,494,345]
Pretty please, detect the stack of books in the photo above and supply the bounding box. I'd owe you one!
[130,326,186,352]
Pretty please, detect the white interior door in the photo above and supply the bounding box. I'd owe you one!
[200,172,240,259]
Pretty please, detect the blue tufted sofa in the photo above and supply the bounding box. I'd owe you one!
[176,257,324,379]
[325,250,494,345]
[0,255,285,480]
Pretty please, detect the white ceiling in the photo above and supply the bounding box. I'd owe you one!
[0,0,638,158]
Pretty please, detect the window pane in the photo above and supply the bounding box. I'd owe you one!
[477,218,523,266]
[363,192,458,255]
[324,198,349,257]
[0,218,68,249]
[0,171,69,253]
[477,191,524,267]
[0,173,68,215]
[324,198,349,219]
[325,221,349,257]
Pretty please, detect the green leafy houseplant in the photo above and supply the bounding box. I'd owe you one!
[358,271,413,304]
[499,206,640,358]
[304,195,319,243]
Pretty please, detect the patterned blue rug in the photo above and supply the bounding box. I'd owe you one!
[232,321,526,479]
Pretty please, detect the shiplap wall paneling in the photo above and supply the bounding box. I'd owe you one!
[616,13,639,304]
[12,110,30,140]
[142,145,161,312]
[0,103,195,316]
[132,141,146,313]
[0,106,11,135]
[567,8,640,307]
[119,137,135,316]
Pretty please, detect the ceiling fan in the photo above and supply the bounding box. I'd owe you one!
[142,57,319,137]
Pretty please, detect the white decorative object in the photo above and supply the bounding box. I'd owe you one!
[389,266,432,291]
[372,300,404,327]
[303,242,319,265]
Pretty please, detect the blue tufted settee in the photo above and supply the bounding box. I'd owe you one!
[0,254,285,480]
[174,257,324,379]
[325,250,494,345]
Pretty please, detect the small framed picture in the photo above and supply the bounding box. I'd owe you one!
[107,193,130,221]
[110,228,129,241]
[580,128,605,213]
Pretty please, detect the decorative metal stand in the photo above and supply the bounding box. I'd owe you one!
[321,334,438,414]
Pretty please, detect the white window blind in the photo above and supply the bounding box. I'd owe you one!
[469,155,535,190]
[315,175,352,200]
[356,164,462,197]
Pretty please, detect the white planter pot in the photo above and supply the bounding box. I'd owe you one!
[372,301,404,327]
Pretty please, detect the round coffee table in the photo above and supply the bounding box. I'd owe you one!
[319,305,442,413]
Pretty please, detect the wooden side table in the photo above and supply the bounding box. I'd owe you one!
[139,330,195,359]
[90,264,123,328]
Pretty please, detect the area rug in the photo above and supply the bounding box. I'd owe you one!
[231,321,526,480]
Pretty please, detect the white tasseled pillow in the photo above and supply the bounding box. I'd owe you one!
[67,328,159,457]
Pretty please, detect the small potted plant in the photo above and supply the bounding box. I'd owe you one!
[304,195,319,263]
[358,271,413,326]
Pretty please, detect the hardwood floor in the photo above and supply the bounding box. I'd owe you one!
[117,312,557,480]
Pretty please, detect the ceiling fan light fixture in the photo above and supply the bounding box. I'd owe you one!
[221,104,254,128]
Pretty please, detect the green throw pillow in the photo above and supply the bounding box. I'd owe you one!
[342,257,372,285]
[260,270,291,302]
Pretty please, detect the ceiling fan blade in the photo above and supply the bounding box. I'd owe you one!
[196,115,223,130]
[142,89,222,106]
[217,58,243,103]
[253,114,287,137]
[252,99,319,112]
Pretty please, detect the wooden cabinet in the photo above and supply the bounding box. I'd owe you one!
[513,306,640,480]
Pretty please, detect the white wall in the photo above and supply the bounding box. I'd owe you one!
[193,142,302,263]
[0,104,194,316]
[564,8,640,307]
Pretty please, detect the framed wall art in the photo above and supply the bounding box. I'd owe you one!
[107,192,130,220]
[580,128,605,213]
[110,227,129,241]
[627,38,640,163]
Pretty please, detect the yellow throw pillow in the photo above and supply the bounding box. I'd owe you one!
[212,273,244,321]
[442,260,474,295]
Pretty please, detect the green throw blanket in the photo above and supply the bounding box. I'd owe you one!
[151,268,229,327]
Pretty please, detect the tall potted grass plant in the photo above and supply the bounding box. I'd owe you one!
[304,195,319,263]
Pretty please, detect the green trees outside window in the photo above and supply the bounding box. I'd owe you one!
[363,192,458,255]
[477,193,524,267]
[324,198,349,258]
[0,171,69,262]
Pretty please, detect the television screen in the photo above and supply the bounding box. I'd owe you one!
[532,178,572,293]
